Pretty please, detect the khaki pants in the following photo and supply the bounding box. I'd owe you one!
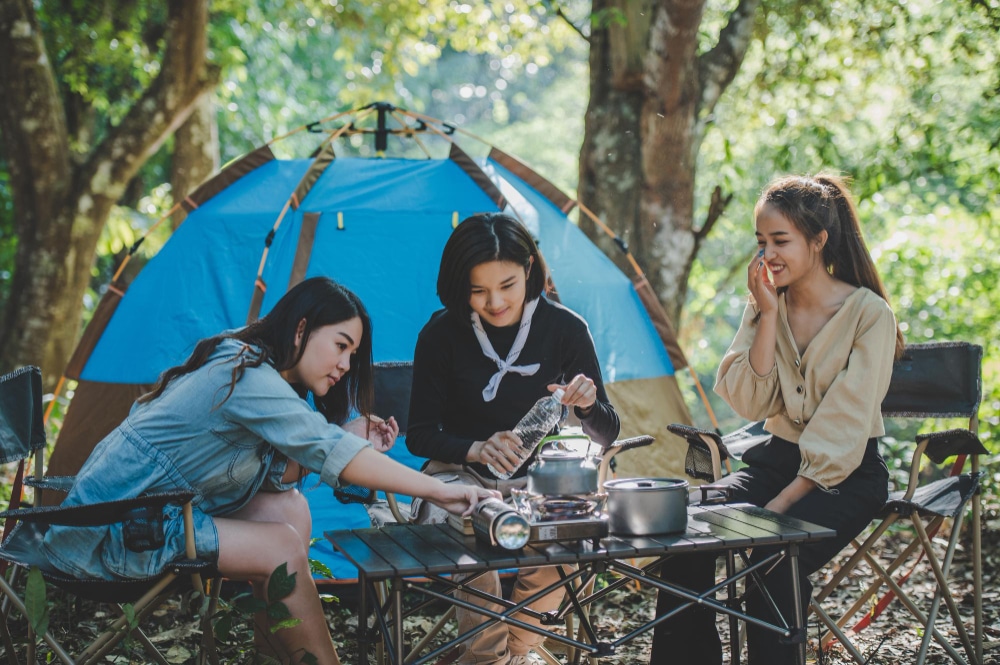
[415,461,571,665]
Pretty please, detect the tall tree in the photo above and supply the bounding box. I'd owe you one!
[0,0,217,385]
[578,0,759,324]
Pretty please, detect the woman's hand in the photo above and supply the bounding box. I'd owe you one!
[429,482,501,517]
[467,431,525,474]
[343,415,399,452]
[765,476,817,514]
[548,374,597,414]
[748,249,778,314]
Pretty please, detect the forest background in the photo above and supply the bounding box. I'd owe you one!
[0,0,998,545]
[1,1,999,662]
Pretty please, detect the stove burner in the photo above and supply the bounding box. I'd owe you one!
[537,496,602,520]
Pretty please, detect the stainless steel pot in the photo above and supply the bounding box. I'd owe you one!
[603,477,689,535]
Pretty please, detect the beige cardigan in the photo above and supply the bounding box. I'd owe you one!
[715,287,897,489]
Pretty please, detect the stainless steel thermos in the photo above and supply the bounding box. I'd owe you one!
[471,497,530,550]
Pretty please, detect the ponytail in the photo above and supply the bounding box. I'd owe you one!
[755,174,905,359]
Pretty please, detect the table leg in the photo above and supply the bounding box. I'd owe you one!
[359,572,369,664]
[727,550,740,665]
[393,579,404,665]
[788,543,805,665]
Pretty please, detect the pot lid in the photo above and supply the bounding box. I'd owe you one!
[604,478,689,491]
[537,448,587,460]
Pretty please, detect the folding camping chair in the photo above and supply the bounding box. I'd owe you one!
[669,341,988,665]
[0,366,220,665]
[356,362,653,665]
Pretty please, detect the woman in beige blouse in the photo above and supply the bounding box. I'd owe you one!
[650,174,904,664]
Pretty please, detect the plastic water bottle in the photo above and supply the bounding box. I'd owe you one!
[488,388,566,480]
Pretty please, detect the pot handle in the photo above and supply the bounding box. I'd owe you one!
[535,433,593,454]
[698,483,733,505]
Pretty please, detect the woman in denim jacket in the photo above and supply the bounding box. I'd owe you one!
[40,277,498,665]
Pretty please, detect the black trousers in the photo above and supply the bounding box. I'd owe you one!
[649,436,888,665]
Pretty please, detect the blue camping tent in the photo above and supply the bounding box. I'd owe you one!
[48,106,693,580]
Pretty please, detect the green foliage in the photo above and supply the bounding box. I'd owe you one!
[35,1,170,149]
[682,0,1000,478]
[3,0,998,512]
[210,0,585,161]
[25,568,50,638]
[212,562,306,657]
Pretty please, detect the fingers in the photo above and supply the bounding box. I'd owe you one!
[459,486,503,516]
[548,374,597,409]
[480,432,523,473]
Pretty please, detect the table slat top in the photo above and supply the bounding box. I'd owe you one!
[324,503,833,581]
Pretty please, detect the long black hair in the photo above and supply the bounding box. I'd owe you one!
[436,213,550,322]
[139,277,374,424]
[755,173,905,359]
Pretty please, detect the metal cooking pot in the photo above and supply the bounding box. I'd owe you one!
[525,435,600,497]
[604,477,689,535]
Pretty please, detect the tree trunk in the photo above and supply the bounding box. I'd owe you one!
[579,0,653,280]
[170,95,219,229]
[579,0,759,325]
[0,0,218,386]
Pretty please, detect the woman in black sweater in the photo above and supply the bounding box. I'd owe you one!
[407,213,619,665]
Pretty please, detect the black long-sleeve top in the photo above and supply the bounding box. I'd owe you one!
[407,297,620,480]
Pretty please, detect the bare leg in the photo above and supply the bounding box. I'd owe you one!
[215,489,339,665]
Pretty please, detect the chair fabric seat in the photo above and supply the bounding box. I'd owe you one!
[0,520,217,604]
[880,471,982,520]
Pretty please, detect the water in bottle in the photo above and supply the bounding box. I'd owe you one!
[488,388,566,479]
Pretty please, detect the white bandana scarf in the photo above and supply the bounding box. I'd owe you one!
[471,297,541,402]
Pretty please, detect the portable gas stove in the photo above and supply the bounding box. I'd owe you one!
[512,490,609,545]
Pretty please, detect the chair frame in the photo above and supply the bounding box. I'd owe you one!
[669,341,987,665]
[0,365,220,665]
[0,492,220,665]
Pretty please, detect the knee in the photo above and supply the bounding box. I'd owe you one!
[273,489,313,547]
[256,523,313,579]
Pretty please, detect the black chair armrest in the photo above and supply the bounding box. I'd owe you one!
[0,491,195,527]
[24,475,75,493]
[667,424,731,460]
[604,434,655,456]
[598,435,655,485]
[918,429,988,465]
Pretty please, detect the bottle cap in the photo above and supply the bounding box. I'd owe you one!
[552,388,565,400]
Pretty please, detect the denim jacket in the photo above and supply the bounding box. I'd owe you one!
[40,339,371,580]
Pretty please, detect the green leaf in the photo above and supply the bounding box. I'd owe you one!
[267,600,292,621]
[269,617,303,633]
[213,612,233,641]
[232,596,268,615]
[267,562,297,603]
[123,603,138,628]
[25,568,50,638]
[309,557,333,579]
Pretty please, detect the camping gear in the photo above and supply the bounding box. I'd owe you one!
[604,477,689,535]
[524,435,600,496]
[44,103,696,579]
[470,497,531,550]
[508,435,609,544]
[672,342,988,665]
[0,366,221,664]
